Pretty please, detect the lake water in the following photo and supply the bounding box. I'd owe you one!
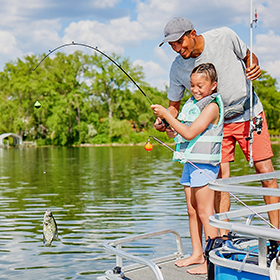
[0,144,279,279]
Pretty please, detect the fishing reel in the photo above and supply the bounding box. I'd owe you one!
[246,115,262,141]
[254,115,263,135]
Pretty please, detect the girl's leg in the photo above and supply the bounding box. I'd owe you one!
[175,186,204,267]
[195,185,218,239]
[187,185,218,275]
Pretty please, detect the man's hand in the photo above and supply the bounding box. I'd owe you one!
[246,63,261,81]
[154,117,167,132]
[243,50,262,81]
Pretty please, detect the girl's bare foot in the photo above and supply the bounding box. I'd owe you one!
[187,261,207,275]
[175,255,205,267]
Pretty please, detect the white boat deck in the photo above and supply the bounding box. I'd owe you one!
[98,257,207,280]
[122,259,206,280]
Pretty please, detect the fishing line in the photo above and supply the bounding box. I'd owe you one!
[34,102,49,204]
[149,135,277,229]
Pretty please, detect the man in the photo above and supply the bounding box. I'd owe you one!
[155,17,279,274]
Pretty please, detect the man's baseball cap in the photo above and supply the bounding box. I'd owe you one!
[159,17,194,47]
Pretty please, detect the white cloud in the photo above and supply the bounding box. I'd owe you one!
[93,0,120,8]
[0,30,22,69]
[254,31,280,83]
[0,30,20,55]
[254,31,280,61]
[133,59,168,90]
[256,0,280,30]
[154,45,176,66]
[136,0,250,34]
[263,60,280,83]
[62,17,147,55]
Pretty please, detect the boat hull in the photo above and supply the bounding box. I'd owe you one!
[215,265,269,280]
[209,247,269,280]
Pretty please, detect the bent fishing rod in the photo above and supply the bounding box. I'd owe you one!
[149,135,277,229]
[33,41,169,127]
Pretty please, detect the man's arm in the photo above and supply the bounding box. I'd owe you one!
[243,49,262,81]
[168,100,181,117]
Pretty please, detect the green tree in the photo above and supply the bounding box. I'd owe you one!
[0,55,39,137]
[84,53,146,120]
[253,71,280,134]
[0,50,172,145]
[32,51,91,145]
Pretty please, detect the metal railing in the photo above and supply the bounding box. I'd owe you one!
[103,229,184,280]
[208,171,280,268]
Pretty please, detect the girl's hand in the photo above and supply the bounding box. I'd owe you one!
[151,104,168,119]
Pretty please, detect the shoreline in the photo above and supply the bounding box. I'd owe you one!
[77,142,176,147]
[78,138,280,147]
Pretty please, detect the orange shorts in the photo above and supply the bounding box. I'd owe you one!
[221,111,274,163]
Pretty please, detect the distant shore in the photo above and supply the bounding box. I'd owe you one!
[78,138,280,147]
[270,136,280,144]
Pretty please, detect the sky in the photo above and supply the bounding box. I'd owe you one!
[0,0,279,90]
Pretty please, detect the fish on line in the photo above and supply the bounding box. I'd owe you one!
[43,209,58,246]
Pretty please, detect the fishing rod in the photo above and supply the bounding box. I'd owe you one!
[247,0,259,168]
[33,41,169,127]
[149,135,277,229]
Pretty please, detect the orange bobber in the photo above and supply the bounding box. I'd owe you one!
[144,140,153,151]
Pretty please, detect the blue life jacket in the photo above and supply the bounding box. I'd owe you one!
[173,92,224,166]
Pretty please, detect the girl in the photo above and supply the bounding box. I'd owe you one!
[151,63,223,275]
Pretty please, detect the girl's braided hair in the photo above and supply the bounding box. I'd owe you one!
[191,63,218,83]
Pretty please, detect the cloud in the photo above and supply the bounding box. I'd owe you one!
[0,0,123,23]
[154,45,176,66]
[136,0,251,34]
[133,59,168,90]
[0,30,20,55]
[255,31,280,60]
[0,30,22,69]
[254,31,280,82]
[62,17,148,54]
[256,0,280,31]
[0,30,23,68]
[263,60,280,83]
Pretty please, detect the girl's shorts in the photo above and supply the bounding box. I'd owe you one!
[180,163,220,188]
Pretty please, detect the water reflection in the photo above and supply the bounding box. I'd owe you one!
[0,144,278,279]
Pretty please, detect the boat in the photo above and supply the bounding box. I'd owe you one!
[97,171,280,280]
[97,227,207,280]
[208,171,280,280]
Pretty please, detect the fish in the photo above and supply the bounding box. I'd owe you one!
[43,209,58,246]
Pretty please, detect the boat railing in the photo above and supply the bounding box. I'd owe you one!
[103,229,184,280]
[208,171,280,268]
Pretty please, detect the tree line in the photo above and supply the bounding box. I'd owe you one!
[0,51,279,146]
